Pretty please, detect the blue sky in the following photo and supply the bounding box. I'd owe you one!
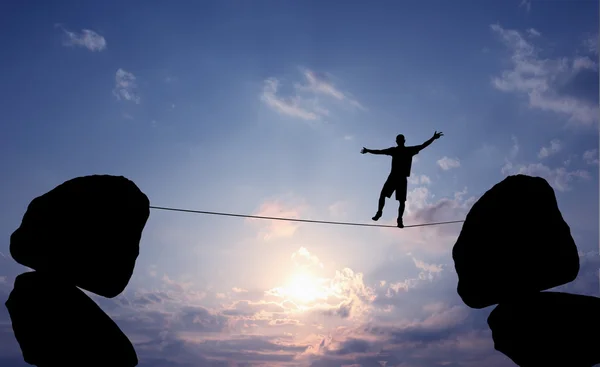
[0,0,598,366]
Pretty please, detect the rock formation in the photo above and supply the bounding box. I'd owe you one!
[9,174,150,298]
[452,174,599,367]
[5,174,149,367]
[6,271,138,367]
[452,174,579,309]
[487,291,600,367]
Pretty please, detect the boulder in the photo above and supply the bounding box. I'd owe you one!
[487,291,600,367]
[452,174,579,309]
[5,271,138,367]
[10,175,150,298]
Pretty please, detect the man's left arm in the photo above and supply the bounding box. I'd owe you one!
[414,131,443,153]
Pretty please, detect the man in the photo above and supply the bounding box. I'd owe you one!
[361,131,443,228]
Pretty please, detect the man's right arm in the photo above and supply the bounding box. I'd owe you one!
[361,147,392,155]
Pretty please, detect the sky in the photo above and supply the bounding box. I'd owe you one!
[0,0,598,366]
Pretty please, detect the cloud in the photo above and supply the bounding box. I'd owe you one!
[527,28,541,37]
[519,0,531,12]
[112,69,141,104]
[57,25,106,51]
[377,186,476,255]
[297,70,365,111]
[436,157,461,170]
[260,78,319,121]
[509,135,520,159]
[384,257,444,297]
[583,33,599,55]
[408,175,431,185]
[261,69,364,121]
[298,304,494,367]
[490,24,599,126]
[504,162,590,191]
[538,139,562,159]
[328,200,352,219]
[249,198,307,240]
[583,149,599,165]
[263,250,376,321]
[291,247,323,269]
[572,56,598,72]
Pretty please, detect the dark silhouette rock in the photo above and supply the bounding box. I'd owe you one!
[5,271,138,367]
[487,291,600,367]
[452,174,579,309]
[10,175,150,298]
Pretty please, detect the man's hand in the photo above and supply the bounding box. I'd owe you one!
[361,147,369,154]
[433,131,444,139]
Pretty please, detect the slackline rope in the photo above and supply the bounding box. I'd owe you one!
[149,205,465,229]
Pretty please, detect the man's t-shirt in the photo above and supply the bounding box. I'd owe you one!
[381,146,420,178]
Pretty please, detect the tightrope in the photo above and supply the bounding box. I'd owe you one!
[149,206,465,229]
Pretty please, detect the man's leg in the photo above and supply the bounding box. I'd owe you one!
[373,179,393,221]
[397,201,406,228]
[396,177,408,228]
[372,193,386,221]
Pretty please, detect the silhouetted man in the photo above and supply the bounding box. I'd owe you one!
[361,131,443,228]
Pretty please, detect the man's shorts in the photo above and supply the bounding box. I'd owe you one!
[381,175,408,202]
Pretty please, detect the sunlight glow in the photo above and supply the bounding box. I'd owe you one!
[279,272,329,304]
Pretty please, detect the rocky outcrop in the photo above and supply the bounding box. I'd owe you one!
[10,174,150,298]
[5,174,149,367]
[487,291,600,367]
[5,271,139,367]
[451,174,599,367]
[452,174,579,309]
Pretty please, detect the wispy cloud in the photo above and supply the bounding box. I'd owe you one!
[583,33,598,55]
[260,78,319,121]
[573,56,598,72]
[519,0,532,12]
[249,198,307,240]
[436,156,461,170]
[501,137,590,191]
[509,135,520,159]
[328,200,352,219]
[112,68,141,104]
[583,149,599,165]
[527,28,541,37]
[297,69,365,111]
[538,139,562,159]
[261,69,364,121]
[505,162,590,191]
[408,174,432,185]
[490,24,599,126]
[291,247,323,269]
[57,25,106,52]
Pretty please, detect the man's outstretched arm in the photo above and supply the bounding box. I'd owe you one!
[415,131,443,152]
[361,147,391,155]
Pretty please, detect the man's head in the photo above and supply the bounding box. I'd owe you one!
[396,134,405,146]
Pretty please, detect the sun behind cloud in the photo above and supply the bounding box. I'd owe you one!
[267,270,330,309]
[285,272,326,303]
